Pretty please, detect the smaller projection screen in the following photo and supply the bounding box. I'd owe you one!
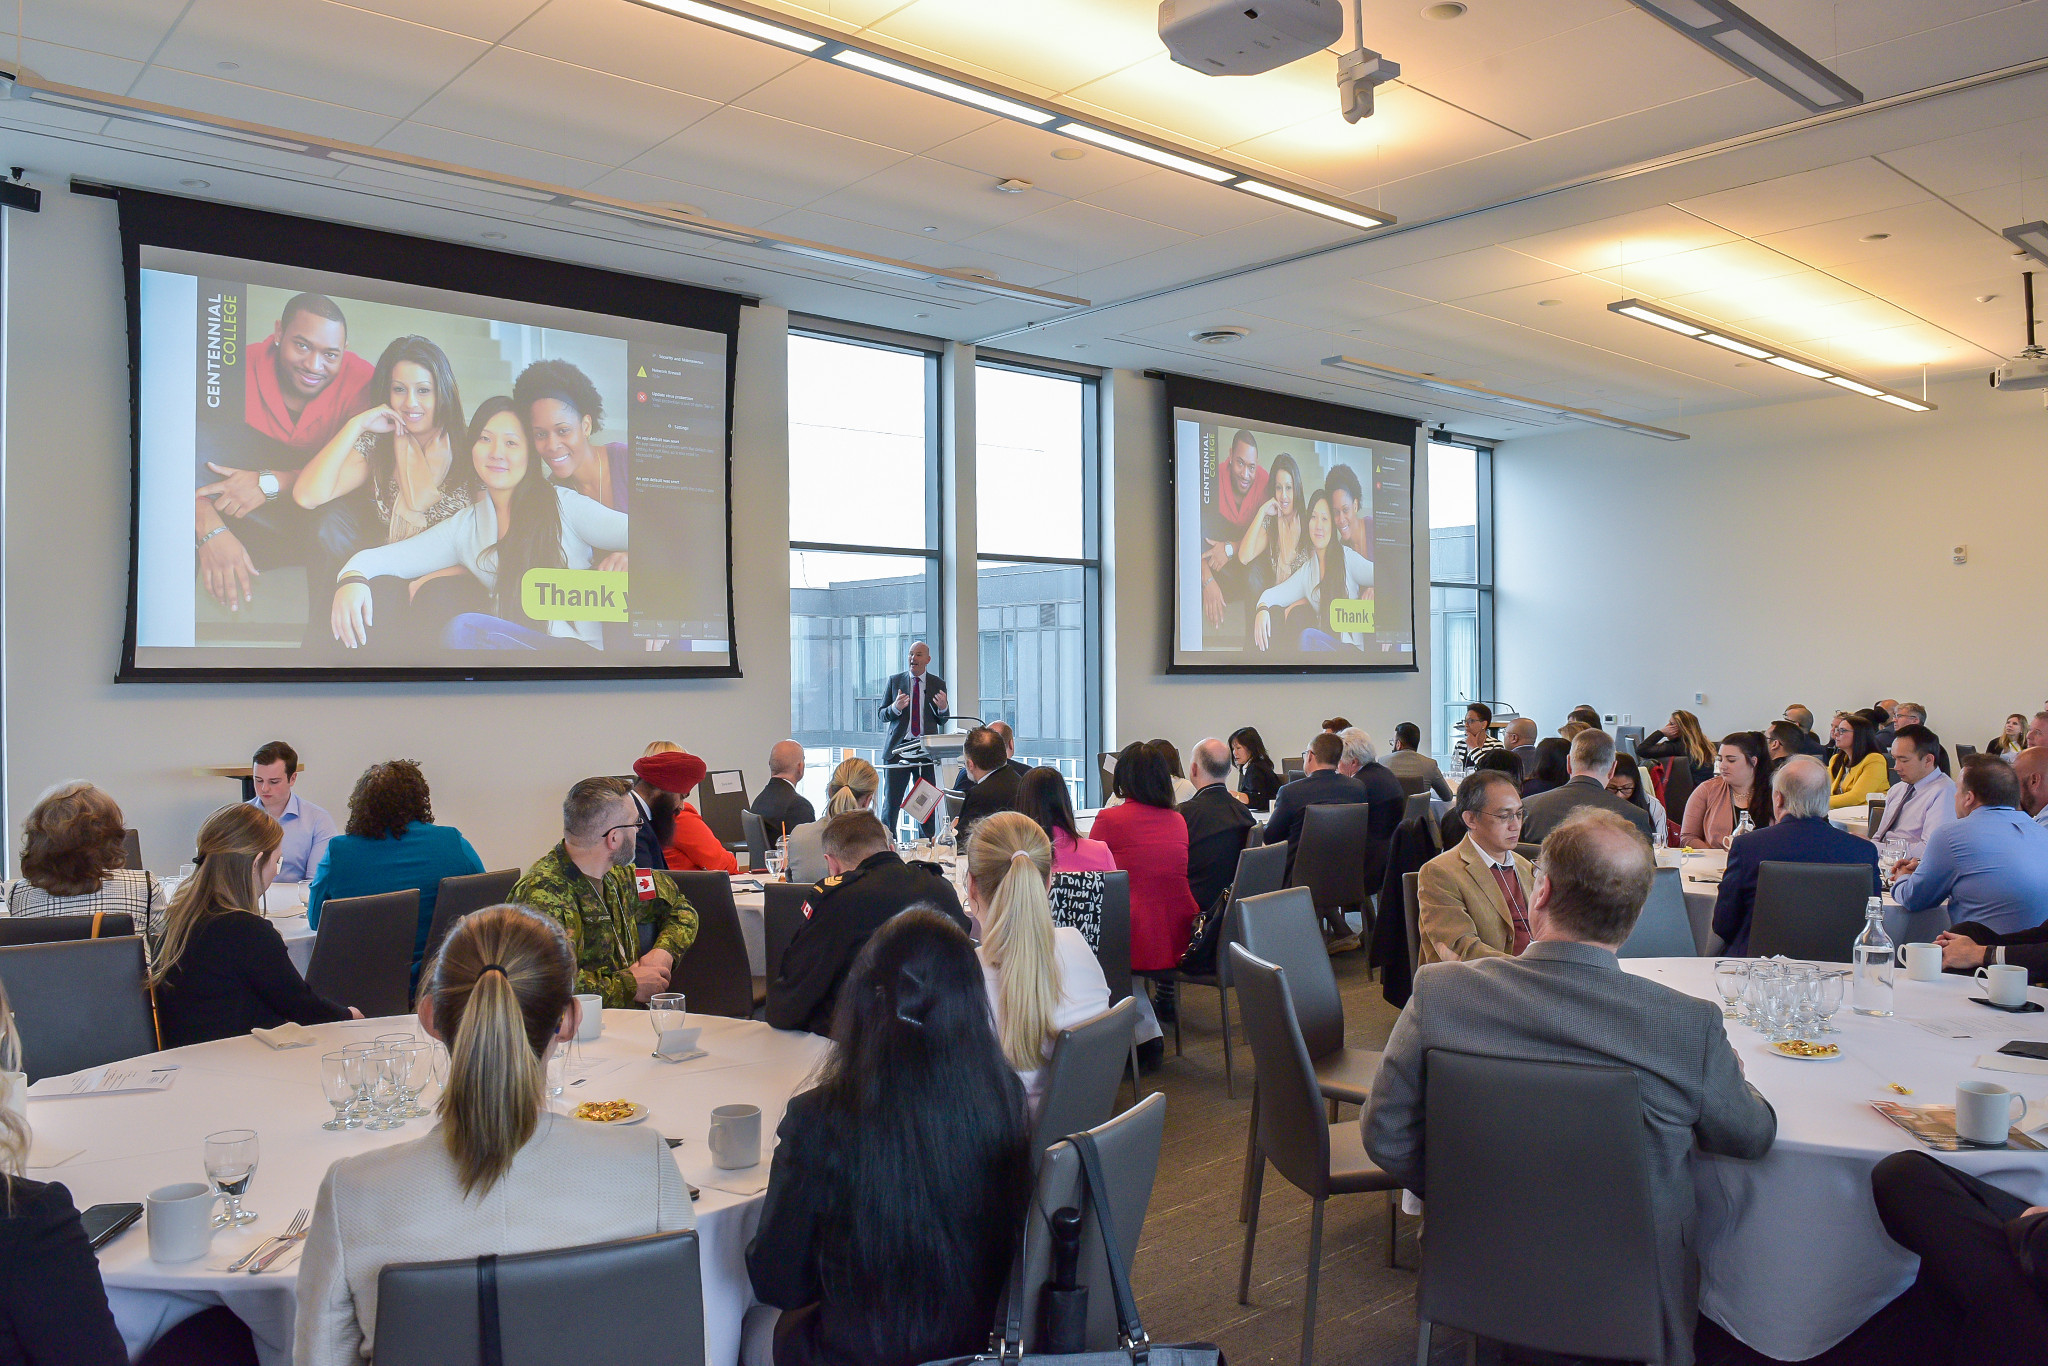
[1166,375,1418,672]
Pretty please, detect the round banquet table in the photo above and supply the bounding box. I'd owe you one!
[27,1011,829,1366]
[1657,848,1948,956]
[1621,956,2048,1359]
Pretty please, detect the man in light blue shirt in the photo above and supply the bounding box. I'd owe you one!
[1893,755,2048,936]
[2018,748,2048,831]
[1869,724,1956,858]
[247,740,336,883]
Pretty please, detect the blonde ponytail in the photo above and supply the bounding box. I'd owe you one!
[826,757,880,817]
[967,812,1061,1073]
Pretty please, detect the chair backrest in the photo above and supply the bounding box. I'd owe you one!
[1402,871,1421,979]
[305,890,419,1017]
[1402,792,1434,826]
[1514,841,1542,863]
[1748,861,1875,962]
[738,810,768,873]
[762,883,810,986]
[1957,743,1979,761]
[695,772,747,845]
[0,937,157,1082]
[1234,887,1344,1059]
[1231,841,1289,905]
[423,868,522,970]
[1864,796,1887,838]
[1616,867,1697,959]
[1290,802,1371,907]
[1283,766,1305,785]
[1017,1091,1166,1352]
[0,913,135,946]
[1615,725,1645,755]
[374,1229,703,1366]
[1227,947,1332,1197]
[667,872,755,1016]
[122,828,143,871]
[1419,1050,1662,1362]
[1030,998,1138,1154]
[1094,871,1132,1005]
[1659,761,1695,842]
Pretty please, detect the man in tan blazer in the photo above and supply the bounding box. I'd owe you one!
[1418,769,1535,963]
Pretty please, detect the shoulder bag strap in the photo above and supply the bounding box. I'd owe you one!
[1071,1131,1149,1359]
[477,1253,504,1366]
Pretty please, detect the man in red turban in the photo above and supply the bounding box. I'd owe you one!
[633,746,739,875]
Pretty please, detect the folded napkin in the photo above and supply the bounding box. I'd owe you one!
[251,1022,317,1050]
[1975,1052,2048,1078]
[696,1168,770,1197]
[654,1048,708,1065]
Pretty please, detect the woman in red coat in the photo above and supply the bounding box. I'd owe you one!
[1089,742,1199,1067]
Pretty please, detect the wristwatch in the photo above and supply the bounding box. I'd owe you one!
[258,471,281,501]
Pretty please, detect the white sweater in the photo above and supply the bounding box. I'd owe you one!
[979,925,1113,1115]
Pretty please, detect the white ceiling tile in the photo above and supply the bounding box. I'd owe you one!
[867,0,1162,94]
[152,0,489,119]
[1227,84,1526,199]
[625,107,909,207]
[344,0,548,42]
[1361,246,1575,300]
[902,244,1075,288]
[1238,280,1432,332]
[409,49,715,167]
[1878,116,2048,200]
[757,205,953,262]
[13,38,144,92]
[807,157,1062,241]
[1800,320,2000,377]
[502,0,805,103]
[776,0,906,29]
[1657,271,1872,328]
[1335,0,1631,89]
[332,162,532,210]
[924,120,1154,198]
[959,200,1194,273]
[1741,0,2020,56]
[21,0,187,63]
[580,165,795,227]
[733,60,996,156]
[1503,205,1739,274]
[1589,239,1809,298]
[1081,171,1283,235]
[1756,197,2000,268]
[1828,0,2048,102]
[128,66,397,145]
[1947,181,2048,237]
[373,120,609,191]
[1752,296,1922,345]
[1677,159,1929,237]
[1066,51,1340,151]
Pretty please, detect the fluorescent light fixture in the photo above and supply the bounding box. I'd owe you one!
[1321,355,1689,440]
[2003,220,2048,269]
[1053,123,1235,182]
[832,51,1053,124]
[1236,181,1391,230]
[1625,0,1861,111]
[636,0,824,50]
[1607,298,1933,412]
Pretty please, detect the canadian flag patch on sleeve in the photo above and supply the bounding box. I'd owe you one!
[634,871,657,901]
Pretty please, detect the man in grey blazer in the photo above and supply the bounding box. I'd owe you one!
[1365,808,1776,1366]
[1520,727,1655,842]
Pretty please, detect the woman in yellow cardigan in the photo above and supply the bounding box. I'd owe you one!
[1826,712,1889,808]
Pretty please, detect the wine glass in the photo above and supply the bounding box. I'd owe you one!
[1814,970,1848,1034]
[1713,960,1748,1019]
[361,1050,404,1131]
[320,1051,363,1131]
[204,1129,260,1227]
[649,992,687,1057]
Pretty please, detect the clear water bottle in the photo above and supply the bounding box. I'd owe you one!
[1852,897,1895,1016]
[1735,809,1754,838]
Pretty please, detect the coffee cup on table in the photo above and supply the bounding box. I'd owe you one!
[1956,1080,2027,1146]
[1901,943,1942,982]
[708,1103,762,1169]
[1975,963,2031,1008]
[145,1182,222,1264]
[574,995,604,1042]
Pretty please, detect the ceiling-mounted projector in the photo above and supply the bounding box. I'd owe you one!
[1990,270,2048,391]
[1159,0,1341,76]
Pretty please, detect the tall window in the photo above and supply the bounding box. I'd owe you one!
[975,361,1101,806]
[788,331,941,812]
[1428,440,1493,754]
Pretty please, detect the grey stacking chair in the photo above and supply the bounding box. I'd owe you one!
[1290,802,1373,941]
[0,937,157,1082]
[1417,1050,1665,1362]
[1094,871,1140,1100]
[1235,887,1381,1112]
[306,890,418,1018]
[375,1229,702,1366]
[739,810,769,873]
[1029,998,1137,1157]
[1402,792,1434,826]
[1230,947,1401,1366]
[761,882,810,989]
[695,770,748,848]
[1617,867,1697,958]
[0,913,134,946]
[669,871,759,1017]
[122,828,143,871]
[1401,871,1422,980]
[1169,841,1287,1097]
[422,868,521,972]
[1514,841,1542,863]
[1748,861,1878,962]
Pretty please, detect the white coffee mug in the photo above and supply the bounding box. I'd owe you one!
[708,1103,763,1169]
[1975,962,2031,1008]
[1901,943,1943,983]
[574,995,604,1042]
[1956,1080,2027,1146]
[146,1182,222,1264]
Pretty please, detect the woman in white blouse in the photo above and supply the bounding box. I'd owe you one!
[1251,488,1374,651]
[963,813,1111,1116]
[328,397,627,652]
[294,905,689,1366]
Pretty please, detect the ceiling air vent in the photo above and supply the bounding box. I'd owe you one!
[1188,325,1250,345]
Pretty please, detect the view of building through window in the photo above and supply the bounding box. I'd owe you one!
[1428,441,1491,754]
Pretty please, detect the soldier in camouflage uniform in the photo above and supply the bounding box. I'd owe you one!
[513,777,697,1008]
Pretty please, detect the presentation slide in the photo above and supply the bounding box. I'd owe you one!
[125,232,734,679]
[1171,388,1416,671]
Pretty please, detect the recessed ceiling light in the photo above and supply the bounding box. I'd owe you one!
[921,225,939,232]
[1859,232,1891,242]
[723,276,743,283]
[479,230,506,239]
[1074,344,1089,349]
[1977,294,1999,303]
[1051,147,1085,161]
[178,178,209,189]
[996,178,1032,194]
[915,313,930,318]
[1536,298,1562,307]
[1423,2,1467,17]
[215,60,240,71]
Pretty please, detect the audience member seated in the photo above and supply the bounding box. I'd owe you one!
[152,805,358,1048]
[1502,717,1540,773]
[1636,709,1715,786]
[636,743,738,875]
[1262,731,1368,877]
[1606,752,1668,845]
[1439,749,1521,849]
[745,910,1032,1366]
[1566,704,1603,731]
[1384,721,1452,799]
[1988,712,2029,758]
[964,813,1112,1116]
[1870,702,1898,753]
[1321,716,1351,734]
[1520,730,1654,842]
[956,727,1024,838]
[1016,766,1115,874]
[1365,809,1777,1366]
[766,812,966,1037]
[785,757,879,886]
[1892,755,2048,936]
[1937,916,2048,982]
[1181,737,1254,916]
[1892,701,1928,733]
[2030,711,2048,751]
[1765,719,1807,767]
[1229,726,1282,811]
[948,722,1032,797]
[2018,747,2048,829]
[1784,703,1824,754]
[750,741,816,844]
[1868,1150,2048,1359]
[1869,724,1957,858]
[295,906,690,1366]
[1337,728,1407,837]
[0,980,129,1366]
[1681,731,1775,851]
[1826,711,1890,809]
[1451,702,1499,768]
[1148,738,1198,805]
[1417,771,1534,963]
[1712,758,1879,955]
[5,780,167,943]
[1520,737,1570,798]
[309,760,485,978]
[1091,743,1201,1040]
[511,778,698,1009]
[246,740,336,883]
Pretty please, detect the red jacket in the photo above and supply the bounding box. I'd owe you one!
[1090,801,1200,972]
[664,802,739,875]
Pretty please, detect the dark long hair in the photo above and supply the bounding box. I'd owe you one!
[1830,712,1879,777]
[816,911,1031,1361]
[1609,753,1653,819]
[1531,737,1570,788]
[364,335,470,496]
[1230,726,1274,774]
[1264,453,1302,567]
[1015,766,1081,844]
[1719,731,1775,829]
[468,396,568,618]
[1304,487,1340,596]
[1111,741,1175,808]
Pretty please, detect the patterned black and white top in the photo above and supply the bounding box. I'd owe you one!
[1048,871,1106,951]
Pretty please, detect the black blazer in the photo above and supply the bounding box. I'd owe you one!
[1181,782,1255,915]
[1354,761,1408,888]
[1263,768,1367,869]
[0,1178,127,1366]
[765,853,968,1037]
[955,765,1022,836]
[879,670,949,754]
[1236,760,1281,813]
[632,790,669,871]
[154,910,351,1048]
[750,777,816,845]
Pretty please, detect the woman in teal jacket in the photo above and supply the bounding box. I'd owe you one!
[309,760,484,980]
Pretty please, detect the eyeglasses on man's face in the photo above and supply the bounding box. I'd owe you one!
[602,818,646,840]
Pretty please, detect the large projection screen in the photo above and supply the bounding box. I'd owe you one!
[1166,375,1419,673]
[115,190,741,681]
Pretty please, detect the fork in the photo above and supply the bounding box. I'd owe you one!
[226,1209,309,1272]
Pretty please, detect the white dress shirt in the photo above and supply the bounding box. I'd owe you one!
[1871,769,1958,856]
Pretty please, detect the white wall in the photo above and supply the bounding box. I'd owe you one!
[1101,369,1433,763]
[3,187,794,872]
[1494,374,2048,749]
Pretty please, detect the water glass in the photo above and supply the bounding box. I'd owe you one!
[546,1040,570,1098]
[203,1128,259,1227]
[649,992,687,1057]
[1879,837,1908,887]
[319,1051,363,1131]
[765,840,786,879]
[362,1050,404,1131]
[391,1041,433,1118]
[1713,960,1748,1019]
[1814,970,1848,1034]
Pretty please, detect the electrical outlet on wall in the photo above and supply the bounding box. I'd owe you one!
[1693,693,1705,705]
[1953,544,1968,564]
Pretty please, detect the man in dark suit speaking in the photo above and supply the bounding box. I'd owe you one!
[880,640,949,838]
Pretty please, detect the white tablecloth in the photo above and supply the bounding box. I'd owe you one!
[1621,957,2048,1359]
[26,1011,828,1366]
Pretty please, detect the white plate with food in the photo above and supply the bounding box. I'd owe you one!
[1766,1040,1842,1061]
[572,1099,648,1124]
